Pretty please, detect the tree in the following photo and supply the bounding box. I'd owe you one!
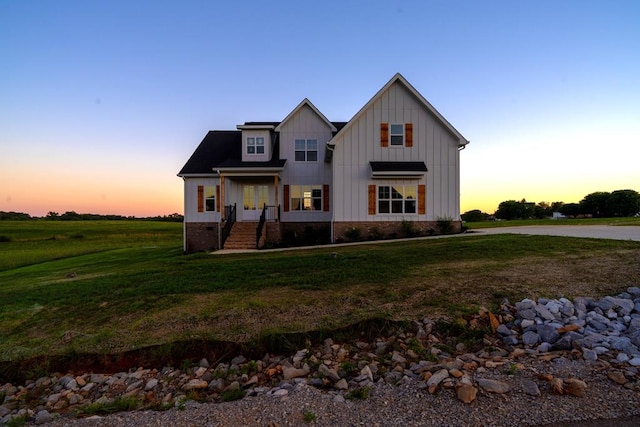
[534,202,552,219]
[550,201,564,212]
[60,211,81,221]
[559,203,582,217]
[608,189,640,217]
[580,192,611,217]
[461,209,488,222]
[0,211,31,220]
[496,200,530,220]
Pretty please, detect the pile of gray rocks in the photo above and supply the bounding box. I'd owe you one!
[497,286,640,365]
[2,288,640,425]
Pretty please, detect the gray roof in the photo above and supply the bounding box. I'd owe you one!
[178,131,285,175]
[369,161,428,172]
[179,122,347,175]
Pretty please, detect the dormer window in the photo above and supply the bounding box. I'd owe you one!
[247,137,265,154]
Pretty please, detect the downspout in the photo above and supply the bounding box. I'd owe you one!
[216,169,222,250]
[182,176,187,253]
[327,141,336,243]
[457,142,468,222]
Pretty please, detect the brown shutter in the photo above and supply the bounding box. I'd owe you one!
[405,123,413,147]
[418,184,426,215]
[283,185,290,212]
[216,185,220,212]
[368,185,376,215]
[323,184,330,212]
[197,185,204,213]
[380,123,389,147]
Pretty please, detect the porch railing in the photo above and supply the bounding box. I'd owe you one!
[256,204,279,248]
[221,203,236,248]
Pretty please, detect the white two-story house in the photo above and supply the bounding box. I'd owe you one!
[178,73,469,252]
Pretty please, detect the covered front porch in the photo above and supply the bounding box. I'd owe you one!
[218,173,281,249]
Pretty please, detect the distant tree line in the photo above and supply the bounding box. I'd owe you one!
[462,189,640,221]
[0,211,184,222]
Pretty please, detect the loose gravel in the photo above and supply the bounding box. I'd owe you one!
[45,356,640,427]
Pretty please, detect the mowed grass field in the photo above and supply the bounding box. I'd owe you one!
[1,220,640,361]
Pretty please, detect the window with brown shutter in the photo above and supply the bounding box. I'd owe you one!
[418,185,426,214]
[283,185,290,212]
[380,123,389,147]
[323,184,330,212]
[405,123,413,147]
[368,184,376,214]
[216,185,220,212]
[197,185,204,213]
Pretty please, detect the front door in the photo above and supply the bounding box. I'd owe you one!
[242,185,268,221]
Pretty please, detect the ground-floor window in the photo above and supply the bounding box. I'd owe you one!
[290,185,322,211]
[204,186,216,211]
[198,185,217,213]
[378,185,416,214]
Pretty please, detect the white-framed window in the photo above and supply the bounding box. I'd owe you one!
[247,137,265,154]
[294,139,317,162]
[390,124,404,146]
[290,185,322,211]
[204,186,216,212]
[378,185,416,214]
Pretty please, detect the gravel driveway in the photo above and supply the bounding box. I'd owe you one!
[474,225,640,242]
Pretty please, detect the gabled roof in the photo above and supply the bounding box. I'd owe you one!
[275,98,337,132]
[177,131,285,176]
[331,73,469,147]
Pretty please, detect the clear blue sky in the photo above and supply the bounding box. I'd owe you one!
[2,0,639,216]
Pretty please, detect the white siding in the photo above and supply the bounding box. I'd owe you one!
[224,177,276,221]
[241,130,271,162]
[333,81,461,221]
[279,104,333,222]
[183,177,221,223]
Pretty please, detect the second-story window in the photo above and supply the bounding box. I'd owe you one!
[247,137,265,154]
[294,139,317,162]
[390,124,404,146]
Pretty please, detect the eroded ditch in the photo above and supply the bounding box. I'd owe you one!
[0,318,416,384]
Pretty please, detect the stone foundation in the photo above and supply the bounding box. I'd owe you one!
[333,220,462,242]
[185,222,219,253]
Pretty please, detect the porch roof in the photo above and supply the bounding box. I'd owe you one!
[369,161,428,178]
[178,130,285,176]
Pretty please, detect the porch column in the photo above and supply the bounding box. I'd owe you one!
[220,175,226,221]
[274,175,278,214]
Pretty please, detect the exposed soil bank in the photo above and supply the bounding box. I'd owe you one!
[1,318,408,384]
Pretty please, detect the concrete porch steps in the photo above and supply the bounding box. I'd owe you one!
[223,222,258,250]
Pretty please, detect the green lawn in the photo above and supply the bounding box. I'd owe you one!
[0,220,182,271]
[1,220,639,361]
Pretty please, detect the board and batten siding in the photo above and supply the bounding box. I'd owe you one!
[332,81,461,222]
[278,104,334,222]
[240,129,271,163]
[183,178,221,223]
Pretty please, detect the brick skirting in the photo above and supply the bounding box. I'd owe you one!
[333,220,462,242]
[185,222,219,253]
